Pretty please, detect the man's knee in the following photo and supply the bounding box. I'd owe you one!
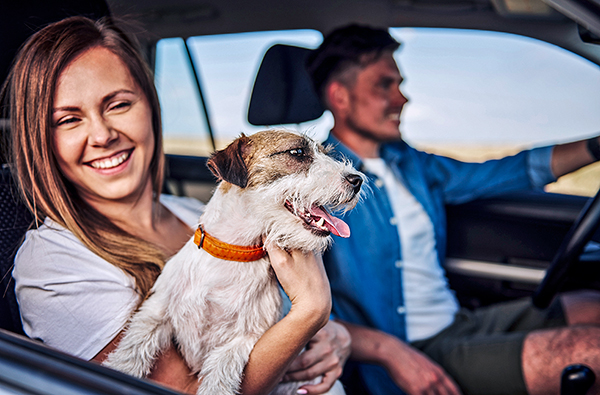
[561,290,600,326]
[522,326,600,395]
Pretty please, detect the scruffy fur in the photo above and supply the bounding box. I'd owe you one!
[104,130,363,395]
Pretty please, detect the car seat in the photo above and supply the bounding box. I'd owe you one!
[247,44,324,126]
[0,166,32,335]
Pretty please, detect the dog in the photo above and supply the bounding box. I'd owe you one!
[104,129,363,395]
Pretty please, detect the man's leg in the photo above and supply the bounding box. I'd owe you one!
[523,291,600,395]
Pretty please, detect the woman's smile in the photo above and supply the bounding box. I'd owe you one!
[87,149,133,170]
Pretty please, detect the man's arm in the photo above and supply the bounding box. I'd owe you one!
[551,135,600,178]
[339,320,462,395]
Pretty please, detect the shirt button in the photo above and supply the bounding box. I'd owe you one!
[395,260,403,268]
[390,217,398,226]
[397,306,406,314]
[375,179,384,188]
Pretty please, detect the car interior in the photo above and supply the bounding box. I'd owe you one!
[1,0,600,394]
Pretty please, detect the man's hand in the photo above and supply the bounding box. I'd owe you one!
[282,320,351,394]
[340,320,462,395]
[384,340,462,395]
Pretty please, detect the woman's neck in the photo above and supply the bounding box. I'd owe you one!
[83,180,192,257]
[82,179,159,235]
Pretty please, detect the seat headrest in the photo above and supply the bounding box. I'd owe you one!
[247,44,324,126]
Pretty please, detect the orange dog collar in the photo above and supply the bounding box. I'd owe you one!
[194,225,266,262]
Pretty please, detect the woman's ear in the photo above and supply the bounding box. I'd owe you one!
[206,134,251,188]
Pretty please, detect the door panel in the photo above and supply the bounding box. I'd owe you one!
[445,191,597,308]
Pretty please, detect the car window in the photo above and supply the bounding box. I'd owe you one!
[155,28,600,196]
[390,28,600,197]
[155,30,327,158]
[155,37,212,156]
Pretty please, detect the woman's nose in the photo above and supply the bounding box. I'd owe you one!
[88,116,118,146]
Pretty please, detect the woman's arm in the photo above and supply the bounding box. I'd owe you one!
[240,246,332,395]
[92,333,201,393]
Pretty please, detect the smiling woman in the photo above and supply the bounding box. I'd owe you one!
[8,17,167,299]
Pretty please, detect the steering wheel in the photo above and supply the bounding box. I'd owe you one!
[532,188,600,309]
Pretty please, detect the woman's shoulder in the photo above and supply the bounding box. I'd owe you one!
[18,217,84,256]
[14,218,131,283]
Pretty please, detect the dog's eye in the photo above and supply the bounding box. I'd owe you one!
[289,148,305,157]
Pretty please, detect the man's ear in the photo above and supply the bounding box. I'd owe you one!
[326,81,350,117]
[206,135,251,188]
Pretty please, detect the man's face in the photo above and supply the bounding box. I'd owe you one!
[344,52,408,143]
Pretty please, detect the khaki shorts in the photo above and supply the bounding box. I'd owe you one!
[411,297,566,395]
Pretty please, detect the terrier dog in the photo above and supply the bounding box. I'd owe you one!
[104,130,363,395]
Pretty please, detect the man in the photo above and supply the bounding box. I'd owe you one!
[306,24,600,395]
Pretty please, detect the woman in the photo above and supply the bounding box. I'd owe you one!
[4,16,349,394]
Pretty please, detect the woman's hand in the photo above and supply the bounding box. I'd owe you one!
[282,320,351,394]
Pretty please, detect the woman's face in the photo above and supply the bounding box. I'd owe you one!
[52,46,155,206]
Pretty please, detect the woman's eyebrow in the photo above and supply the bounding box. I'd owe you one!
[101,89,136,105]
[53,105,80,113]
[53,89,137,113]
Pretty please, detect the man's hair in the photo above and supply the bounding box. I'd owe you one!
[306,24,400,103]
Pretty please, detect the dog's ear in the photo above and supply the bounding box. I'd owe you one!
[207,135,251,188]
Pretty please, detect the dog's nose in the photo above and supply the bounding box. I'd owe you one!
[345,173,363,194]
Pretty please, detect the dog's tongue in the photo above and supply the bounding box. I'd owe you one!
[312,206,351,238]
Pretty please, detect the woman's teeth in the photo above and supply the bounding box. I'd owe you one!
[90,151,130,169]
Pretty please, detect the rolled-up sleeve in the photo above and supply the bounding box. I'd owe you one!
[527,145,556,188]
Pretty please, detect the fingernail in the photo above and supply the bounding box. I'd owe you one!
[297,389,308,395]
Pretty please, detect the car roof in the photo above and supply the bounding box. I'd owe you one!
[104,0,600,65]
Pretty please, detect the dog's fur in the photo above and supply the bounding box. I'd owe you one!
[104,130,363,395]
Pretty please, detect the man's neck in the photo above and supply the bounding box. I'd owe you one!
[330,126,381,159]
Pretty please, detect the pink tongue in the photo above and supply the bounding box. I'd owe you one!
[311,206,351,238]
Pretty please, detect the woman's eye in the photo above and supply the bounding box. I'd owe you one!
[109,102,131,111]
[55,116,79,127]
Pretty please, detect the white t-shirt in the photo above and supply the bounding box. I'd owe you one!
[13,194,204,360]
[362,158,459,342]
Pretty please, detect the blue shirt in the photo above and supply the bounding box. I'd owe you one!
[322,134,555,395]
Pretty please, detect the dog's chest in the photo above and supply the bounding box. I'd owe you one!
[161,247,284,337]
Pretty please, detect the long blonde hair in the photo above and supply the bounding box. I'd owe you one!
[4,16,166,298]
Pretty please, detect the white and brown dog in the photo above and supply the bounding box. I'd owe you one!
[104,130,363,395]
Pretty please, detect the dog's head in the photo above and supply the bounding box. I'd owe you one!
[206,130,364,252]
